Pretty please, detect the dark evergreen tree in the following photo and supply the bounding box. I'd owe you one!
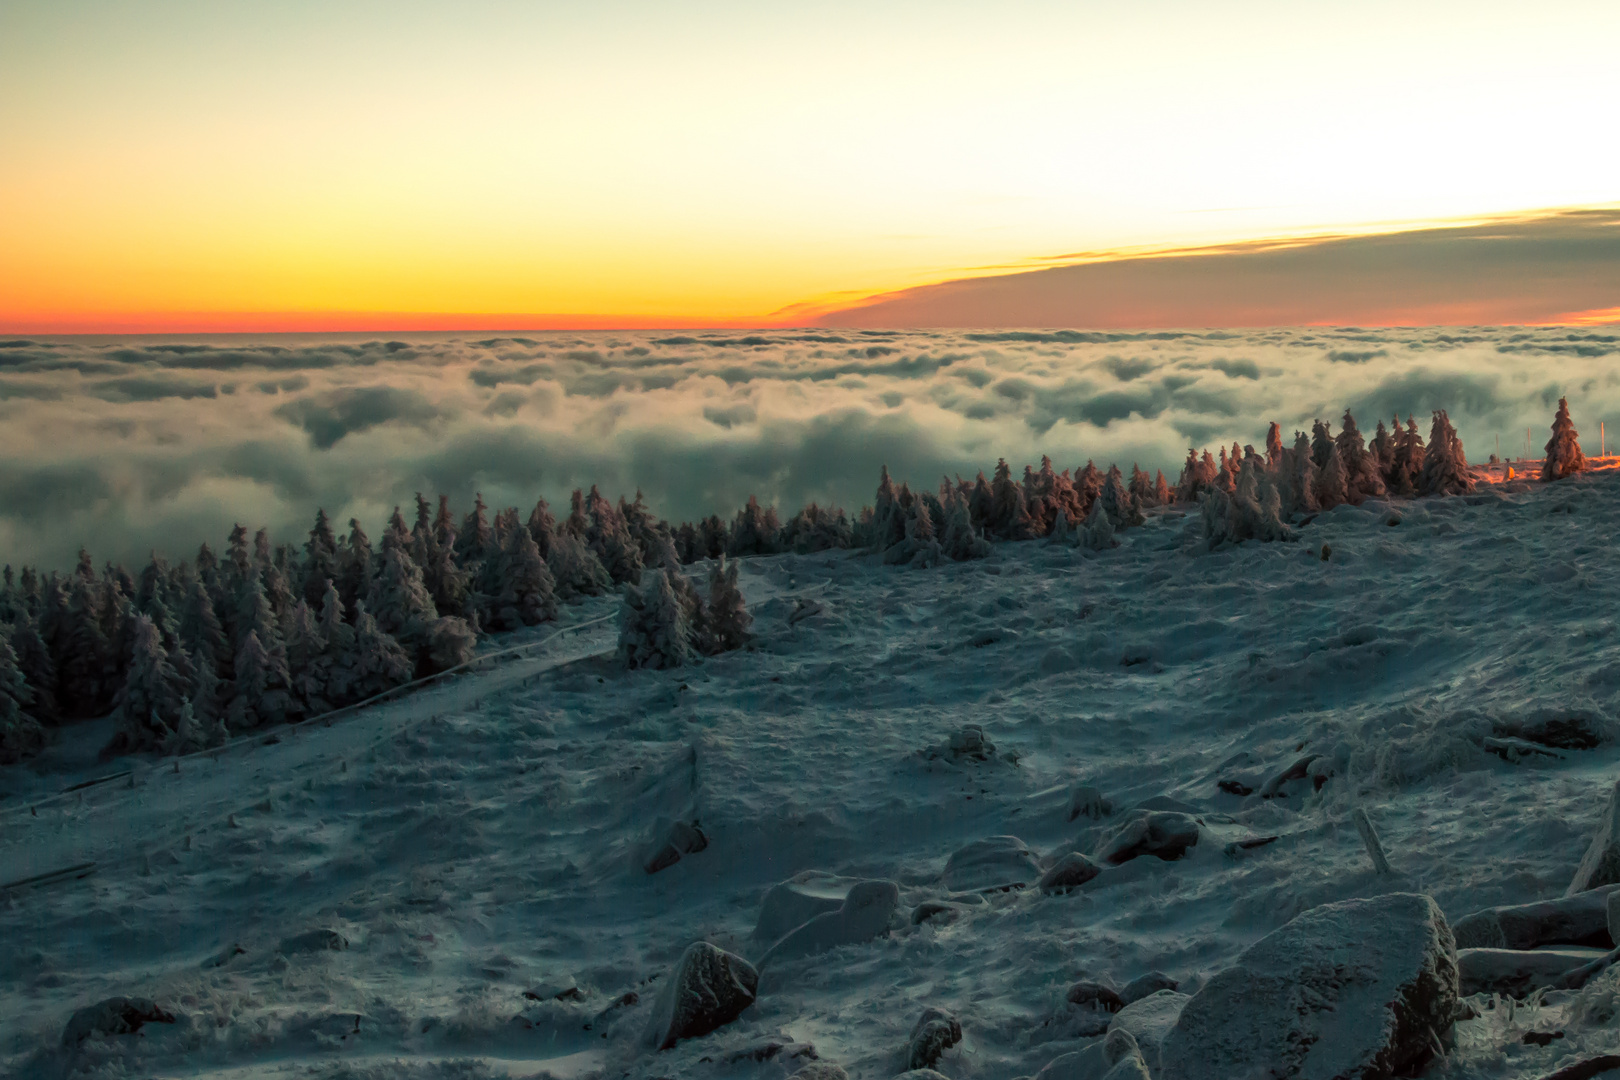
[1335,410,1386,503]
[987,458,1037,540]
[303,509,341,608]
[586,485,644,583]
[347,602,413,700]
[1310,419,1334,469]
[1418,409,1475,496]
[702,557,751,654]
[548,532,613,601]
[1543,396,1587,481]
[526,497,558,557]
[230,629,291,730]
[491,525,558,630]
[7,617,57,724]
[0,634,43,764]
[728,495,782,557]
[338,518,374,615]
[618,568,694,670]
[283,599,327,718]
[114,614,189,750]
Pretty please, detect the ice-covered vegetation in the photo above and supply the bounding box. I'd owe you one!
[0,402,1591,765]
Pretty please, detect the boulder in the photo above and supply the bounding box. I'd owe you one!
[1106,990,1189,1071]
[1610,889,1620,947]
[1058,980,1124,1038]
[1067,784,1112,821]
[1066,981,1125,1012]
[61,997,178,1047]
[1119,971,1179,1005]
[1569,779,1620,896]
[759,880,900,966]
[1458,946,1611,997]
[892,1072,952,1080]
[790,1065,849,1080]
[1039,853,1101,894]
[1158,893,1459,1080]
[906,1007,962,1071]
[753,871,860,948]
[1452,885,1620,950]
[644,820,708,874]
[912,900,972,926]
[643,941,758,1051]
[1034,1029,1149,1080]
[279,928,348,955]
[943,836,1042,892]
[1096,812,1200,865]
[947,725,995,761]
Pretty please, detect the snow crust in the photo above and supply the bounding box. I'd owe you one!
[7,470,1620,1078]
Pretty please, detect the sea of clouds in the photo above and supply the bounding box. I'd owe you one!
[2,326,1616,570]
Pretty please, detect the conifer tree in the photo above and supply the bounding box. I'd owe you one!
[456,493,494,566]
[338,518,374,615]
[987,459,1038,540]
[492,525,558,629]
[587,485,645,582]
[1287,430,1320,514]
[618,568,694,669]
[1369,420,1395,472]
[7,618,57,724]
[1419,409,1475,495]
[365,532,439,661]
[189,649,226,726]
[1335,410,1386,503]
[158,700,209,756]
[619,491,661,564]
[1079,496,1117,550]
[0,634,44,764]
[302,509,341,608]
[728,495,783,557]
[527,497,558,557]
[565,489,591,540]
[282,599,327,717]
[1311,419,1335,469]
[940,490,992,561]
[179,578,231,681]
[1385,415,1427,496]
[548,532,613,601]
[1317,441,1350,509]
[1128,464,1156,508]
[1543,396,1587,481]
[116,614,189,749]
[1265,422,1285,468]
[346,602,413,700]
[230,629,291,729]
[315,583,357,705]
[1153,471,1171,507]
[701,556,751,654]
[902,496,943,568]
[872,466,908,553]
[58,574,114,718]
[697,514,728,558]
[1100,465,1144,528]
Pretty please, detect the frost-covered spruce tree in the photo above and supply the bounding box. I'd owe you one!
[781,503,853,553]
[619,491,662,565]
[255,528,294,616]
[347,601,414,699]
[230,628,291,730]
[585,486,644,583]
[1316,441,1350,509]
[159,701,209,756]
[314,583,357,705]
[940,490,992,560]
[618,568,694,670]
[365,529,439,660]
[1079,497,1117,551]
[729,495,783,557]
[189,648,227,727]
[0,634,44,765]
[7,618,56,725]
[338,518,374,615]
[117,614,190,749]
[455,493,495,565]
[987,459,1038,540]
[1265,422,1285,468]
[1336,410,1386,502]
[696,514,728,559]
[526,497,558,557]
[871,466,908,553]
[1100,465,1144,528]
[547,531,613,601]
[1370,420,1395,474]
[1310,419,1335,468]
[1128,464,1157,509]
[282,599,327,717]
[1203,462,1293,548]
[1418,409,1475,496]
[1286,431,1320,514]
[492,524,558,630]
[1543,396,1587,481]
[1385,415,1426,496]
[1153,470,1171,506]
[178,577,230,681]
[410,493,437,569]
[1174,449,1219,503]
[903,497,943,568]
[57,574,115,719]
[702,556,752,655]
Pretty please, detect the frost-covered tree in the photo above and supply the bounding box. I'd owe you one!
[1099,465,1144,528]
[1418,409,1475,496]
[55,575,115,718]
[1203,462,1293,548]
[701,556,751,654]
[1543,396,1587,481]
[314,583,357,705]
[780,503,853,553]
[619,491,662,565]
[455,493,495,566]
[1175,449,1219,502]
[1286,431,1320,514]
[548,532,613,601]
[116,614,190,749]
[158,700,211,756]
[900,496,943,568]
[347,602,414,700]
[1385,415,1426,496]
[526,497,558,557]
[423,615,477,673]
[618,568,694,670]
[1153,470,1171,506]
[1079,497,1117,551]
[586,486,644,583]
[365,535,439,655]
[728,495,782,557]
[229,628,291,730]
[1316,441,1349,509]
[986,459,1038,541]
[338,518,374,615]
[491,524,558,630]
[940,490,992,561]
[871,467,908,553]
[0,634,43,764]
[1265,422,1285,468]
[1310,419,1334,469]
[282,599,327,717]
[8,618,57,724]
[1335,410,1386,503]
[1369,420,1395,473]
[1128,464,1157,509]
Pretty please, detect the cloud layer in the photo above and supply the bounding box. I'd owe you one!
[2,327,1617,570]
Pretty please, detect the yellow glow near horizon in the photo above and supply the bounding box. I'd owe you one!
[3,0,1619,329]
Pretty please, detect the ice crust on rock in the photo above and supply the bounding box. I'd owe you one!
[758,879,900,966]
[643,941,759,1051]
[906,1006,962,1071]
[1034,1029,1148,1080]
[752,871,861,948]
[1568,778,1620,896]
[1106,990,1189,1072]
[942,835,1043,892]
[1158,893,1459,1080]
[1039,852,1102,893]
[1452,885,1620,950]
[1095,811,1200,865]
[61,997,178,1046]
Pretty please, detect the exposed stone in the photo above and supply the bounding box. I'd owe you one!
[752,871,860,948]
[61,997,178,1047]
[942,835,1043,892]
[789,1065,849,1080]
[912,900,971,926]
[1107,990,1189,1071]
[1067,784,1112,821]
[1096,811,1200,865]
[906,1007,962,1071]
[1569,780,1620,896]
[1158,893,1459,1080]
[1066,980,1125,1012]
[279,928,348,955]
[759,880,899,966]
[1119,971,1179,1005]
[1458,947,1610,997]
[947,725,995,761]
[1039,853,1101,894]
[643,941,758,1051]
[892,1071,952,1080]
[644,820,709,874]
[1452,885,1620,950]
[1034,1029,1148,1080]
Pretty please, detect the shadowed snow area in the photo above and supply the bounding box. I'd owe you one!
[6,471,1620,1078]
[3,327,1619,569]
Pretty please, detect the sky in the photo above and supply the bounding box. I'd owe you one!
[3,0,1619,331]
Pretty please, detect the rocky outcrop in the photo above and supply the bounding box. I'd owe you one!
[643,942,758,1051]
[942,836,1043,892]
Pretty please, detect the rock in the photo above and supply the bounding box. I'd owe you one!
[1452,885,1620,950]
[790,1065,849,1080]
[1119,971,1179,1005]
[912,900,971,926]
[1158,893,1459,1080]
[906,1007,962,1070]
[1458,947,1611,997]
[947,725,995,761]
[892,1072,952,1080]
[1067,784,1112,821]
[61,997,178,1047]
[1039,853,1101,894]
[644,820,708,874]
[1034,1029,1148,1080]
[942,835,1043,892]
[1066,980,1125,1012]
[279,928,348,955]
[1569,780,1620,896]
[643,941,758,1051]
[1096,812,1200,865]
[1107,990,1189,1071]
[1532,1057,1620,1080]
[1133,795,1202,814]
[760,880,899,966]
[524,975,582,1001]
[1610,889,1620,947]
[753,871,860,947]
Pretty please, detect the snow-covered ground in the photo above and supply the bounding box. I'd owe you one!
[8,467,1620,1080]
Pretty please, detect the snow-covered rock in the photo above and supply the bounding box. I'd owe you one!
[759,880,899,966]
[278,928,347,955]
[1066,784,1112,821]
[1452,885,1619,950]
[906,1006,962,1071]
[752,871,860,948]
[1458,946,1610,996]
[1119,971,1178,1005]
[1096,811,1200,865]
[1106,990,1188,1071]
[1034,1029,1148,1080]
[942,835,1042,892]
[790,1065,849,1080]
[61,997,178,1047]
[644,819,708,874]
[1157,893,1459,1080]
[1039,852,1101,893]
[1568,778,1620,896]
[643,941,759,1051]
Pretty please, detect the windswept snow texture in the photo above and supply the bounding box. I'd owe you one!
[1,327,1616,568]
[9,471,1620,1078]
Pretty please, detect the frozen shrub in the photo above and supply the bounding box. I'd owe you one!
[1543,396,1588,481]
[702,556,752,655]
[1203,463,1293,548]
[619,568,694,670]
[1418,409,1475,496]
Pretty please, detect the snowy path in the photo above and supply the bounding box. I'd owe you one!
[9,479,1620,1079]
